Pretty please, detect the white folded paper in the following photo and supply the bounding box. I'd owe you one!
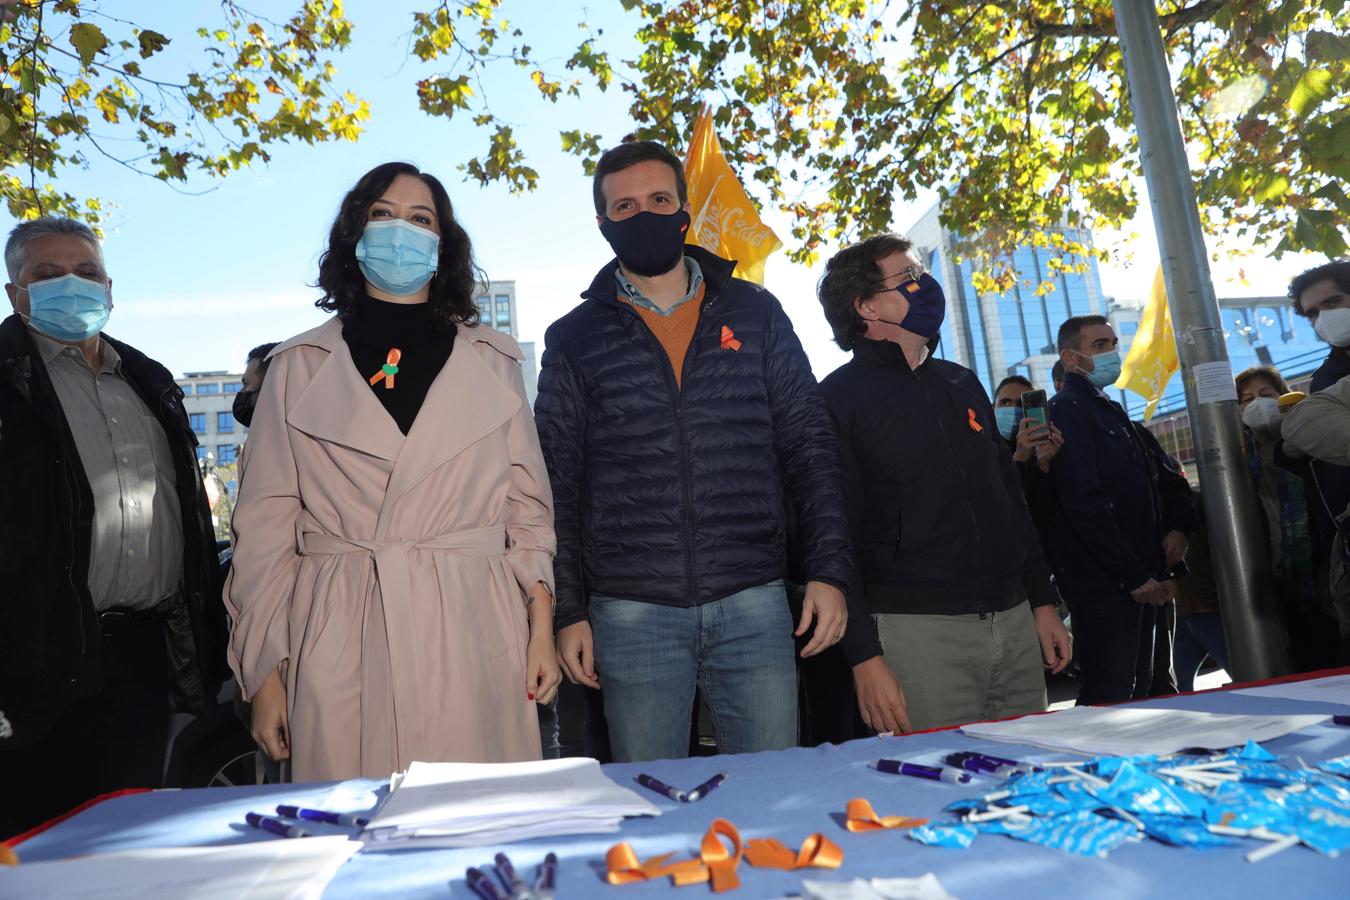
[801,874,958,900]
[961,706,1327,757]
[0,835,360,900]
[360,757,660,849]
[1232,673,1350,706]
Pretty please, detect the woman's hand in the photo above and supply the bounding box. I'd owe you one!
[526,582,562,704]
[250,668,290,762]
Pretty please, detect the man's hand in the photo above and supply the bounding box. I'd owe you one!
[1033,605,1073,674]
[1013,418,1051,464]
[1129,577,1168,607]
[852,656,911,734]
[250,668,290,762]
[796,581,847,658]
[1163,530,1189,568]
[556,621,599,689]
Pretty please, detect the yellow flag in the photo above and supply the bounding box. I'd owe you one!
[683,106,782,284]
[1117,264,1180,421]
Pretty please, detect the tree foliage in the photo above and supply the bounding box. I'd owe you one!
[414,0,1350,290]
[0,0,368,228]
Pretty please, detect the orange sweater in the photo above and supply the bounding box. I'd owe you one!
[630,282,705,388]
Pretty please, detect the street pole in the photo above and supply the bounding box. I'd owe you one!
[1112,1,1289,680]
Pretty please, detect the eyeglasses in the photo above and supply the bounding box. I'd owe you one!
[878,261,927,294]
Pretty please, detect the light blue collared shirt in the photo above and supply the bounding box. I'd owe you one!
[615,257,704,317]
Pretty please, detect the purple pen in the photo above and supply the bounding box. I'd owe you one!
[534,852,558,900]
[493,853,530,899]
[1333,715,1350,727]
[686,772,728,801]
[945,754,997,776]
[245,811,312,838]
[869,759,972,784]
[466,867,508,900]
[275,804,369,828]
[635,773,687,802]
[973,752,1039,773]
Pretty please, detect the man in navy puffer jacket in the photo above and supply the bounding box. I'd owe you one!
[535,142,856,762]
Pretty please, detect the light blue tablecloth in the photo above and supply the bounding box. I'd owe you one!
[14,684,1350,898]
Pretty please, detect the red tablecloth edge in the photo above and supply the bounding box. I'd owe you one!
[5,787,153,849]
[8,667,1348,848]
[885,664,1350,741]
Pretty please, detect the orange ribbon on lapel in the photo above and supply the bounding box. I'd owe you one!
[967,407,983,433]
[369,348,402,390]
[743,833,844,871]
[844,798,929,832]
[607,819,743,892]
[720,326,742,352]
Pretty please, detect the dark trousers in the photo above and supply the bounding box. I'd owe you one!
[0,614,170,840]
[1060,573,1157,706]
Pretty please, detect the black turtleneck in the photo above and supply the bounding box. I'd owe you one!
[342,295,454,435]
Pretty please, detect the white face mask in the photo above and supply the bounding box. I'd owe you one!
[1241,396,1282,432]
[1313,307,1350,347]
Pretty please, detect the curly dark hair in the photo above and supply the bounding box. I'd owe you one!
[315,162,483,330]
[816,233,914,351]
[1288,259,1350,318]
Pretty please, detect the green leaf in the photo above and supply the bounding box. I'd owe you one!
[1289,67,1333,117]
[138,30,170,59]
[70,22,109,68]
[1306,30,1350,61]
[1253,174,1289,203]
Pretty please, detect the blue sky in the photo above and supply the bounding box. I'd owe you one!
[2,2,1324,381]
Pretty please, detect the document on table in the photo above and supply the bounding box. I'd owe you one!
[961,706,1328,756]
[1231,673,1350,706]
[361,757,660,849]
[0,835,359,900]
[800,874,958,900]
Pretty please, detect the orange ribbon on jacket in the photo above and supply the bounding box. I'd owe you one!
[607,819,743,892]
[720,326,742,352]
[967,407,983,433]
[369,348,402,390]
[844,798,929,832]
[743,833,844,871]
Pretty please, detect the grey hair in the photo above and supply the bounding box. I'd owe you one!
[5,217,102,282]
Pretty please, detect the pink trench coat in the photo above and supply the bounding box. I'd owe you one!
[224,318,556,781]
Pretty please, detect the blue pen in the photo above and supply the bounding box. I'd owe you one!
[534,852,558,900]
[635,773,687,802]
[870,759,971,784]
[466,867,508,900]
[275,804,369,828]
[686,772,728,801]
[493,853,531,900]
[245,811,312,838]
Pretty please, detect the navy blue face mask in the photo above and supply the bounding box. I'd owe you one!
[888,274,946,339]
[599,209,691,277]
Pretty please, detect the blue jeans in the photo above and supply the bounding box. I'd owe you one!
[1173,612,1229,693]
[1059,572,1156,706]
[589,581,798,762]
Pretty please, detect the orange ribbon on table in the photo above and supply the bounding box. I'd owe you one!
[743,833,844,871]
[844,798,929,833]
[607,818,743,892]
[720,326,742,352]
[369,348,402,390]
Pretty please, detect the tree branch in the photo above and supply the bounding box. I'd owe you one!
[1030,0,1228,37]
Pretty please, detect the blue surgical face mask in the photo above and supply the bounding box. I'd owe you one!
[1083,350,1123,388]
[21,273,111,342]
[354,219,440,296]
[995,406,1023,440]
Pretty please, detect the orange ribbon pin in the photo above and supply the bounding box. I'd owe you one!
[967,407,983,433]
[844,797,929,833]
[369,348,402,390]
[607,819,743,892]
[743,833,844,871]
[720,326,742,352]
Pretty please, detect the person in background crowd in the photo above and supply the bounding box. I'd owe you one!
[536,141,853,762]
[1049,316,1186,705]
[992,374,1063,553]
[1282,372,1350,662]
[818,234,1071,734]
[1235,365,1335,671]
[1171,497,1229,692]
[232,342,279,428]
[1,218,224,838]
[1051,360,1066,393]
[227,162,559,781]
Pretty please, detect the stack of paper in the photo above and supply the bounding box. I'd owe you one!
[360,757,660,849]
[961,706,1327,757]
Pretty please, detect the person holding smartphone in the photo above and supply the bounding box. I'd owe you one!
[993,375,1064,557]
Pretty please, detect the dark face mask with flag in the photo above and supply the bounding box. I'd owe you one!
[599,209,691,277]
[874,273,947,340]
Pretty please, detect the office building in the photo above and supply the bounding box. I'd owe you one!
[906,204,1106,392]
[179,370,244,466]
[475,279,539,406]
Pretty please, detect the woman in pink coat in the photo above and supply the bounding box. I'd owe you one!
[226,162,560,781]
